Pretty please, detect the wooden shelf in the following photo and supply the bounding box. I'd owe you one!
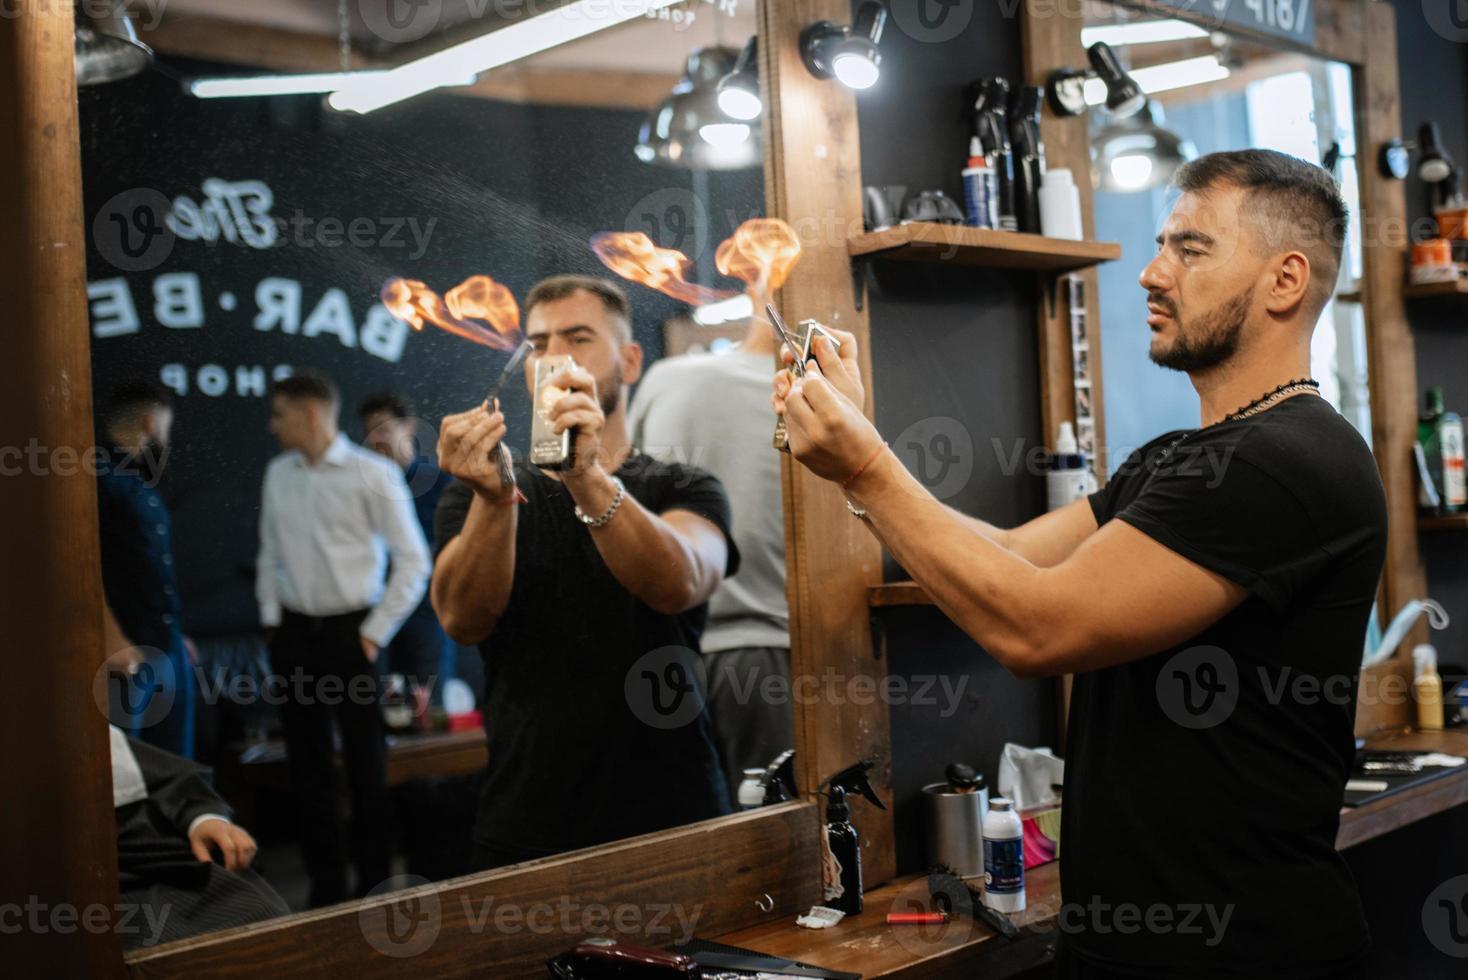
[1420,513,1468,531]
[849,222,1122,272]
[1404,279,1468,301]
[869,581,934,607]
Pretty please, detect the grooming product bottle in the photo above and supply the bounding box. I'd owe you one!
[737,768,766,810]
[962,138,996,229]
[1009,84,1046,235]
[1046,421,1091,512]
[1039,168,1084,241]
[922,763,989,878]
[530,354,577,470]
[982,797,1026,913]
[1419,387,1466,512]
[822,786,863,915]
[1414,644,1445,732]
[973,77,1018,232]
[819,760,887,916]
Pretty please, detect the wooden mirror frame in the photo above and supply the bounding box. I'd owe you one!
[1,1,892,976]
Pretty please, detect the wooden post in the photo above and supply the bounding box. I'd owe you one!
[0,2,123,976]
[760,0,895,887]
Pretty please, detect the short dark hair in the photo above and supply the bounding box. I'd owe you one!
[1172,149,1349,311]
[105,381,172,427]
[359,391,413,421]
[525,275,632,343]
[270,371,339,407]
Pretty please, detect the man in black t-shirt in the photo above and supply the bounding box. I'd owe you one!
[432,275,737,869]
[773,150,1383,978]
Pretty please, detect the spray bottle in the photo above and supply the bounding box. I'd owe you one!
[820,760,887,915]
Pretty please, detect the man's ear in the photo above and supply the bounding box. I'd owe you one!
[1264,251,1312,316]
[622,341,645,388]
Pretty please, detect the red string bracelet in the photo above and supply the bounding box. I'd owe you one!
[492,487,528,506]
[842,441,888,492]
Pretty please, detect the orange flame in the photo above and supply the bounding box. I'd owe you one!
[715,218,803,302]
[445,275,521,340]
[381,276,522,351]
[589,232,735,307]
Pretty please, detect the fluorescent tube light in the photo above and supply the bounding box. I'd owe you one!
[1085,55,1229,105]
[1081,19,1209,48]
[329,0,682,114]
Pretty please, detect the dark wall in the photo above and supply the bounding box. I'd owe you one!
[1389,0,1468,668]
[79,60,761,636]
[853,1,1057,872]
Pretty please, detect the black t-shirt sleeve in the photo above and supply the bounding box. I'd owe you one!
[433,480,473,559]
[654,464,742,578]
[1114,453,1329,612]
[1088,443,1152,525]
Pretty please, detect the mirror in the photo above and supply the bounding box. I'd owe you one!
[83,0,798,950]
[1083,2,1372,462]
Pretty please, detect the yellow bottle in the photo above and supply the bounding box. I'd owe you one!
[1413,644,1444,732]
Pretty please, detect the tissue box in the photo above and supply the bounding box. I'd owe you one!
[1021,803,1061,869]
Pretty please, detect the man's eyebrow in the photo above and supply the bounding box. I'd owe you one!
[527,324,597,340]
[1156,229,1216,248]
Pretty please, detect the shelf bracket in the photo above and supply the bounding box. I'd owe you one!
[851,255,869,312]
[1041,270,1063,320]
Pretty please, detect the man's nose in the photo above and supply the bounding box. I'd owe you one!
[1139,253,1170,294]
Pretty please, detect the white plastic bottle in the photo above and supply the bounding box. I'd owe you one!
[737,768,766,810]
[1039,167,1084,240]
[983,797,1026,913]
[1047,421,1092,512]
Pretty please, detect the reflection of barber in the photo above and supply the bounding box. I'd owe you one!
[432,276,738,870]
[96,381,195,758]
[775,152,1386,978]
[111,726,289,949]
[628,316,792,800]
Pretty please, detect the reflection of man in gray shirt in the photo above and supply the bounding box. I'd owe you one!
[629,325,792,798]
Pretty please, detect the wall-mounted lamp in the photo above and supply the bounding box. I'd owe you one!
[636,46,760,171]
[716,35,761,121]
[74,0,153,86]
[1046,42,1145,118]
[1381,122,1462,205]
[800,1,888,91]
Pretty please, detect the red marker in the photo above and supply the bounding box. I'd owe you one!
[886,912,948,925]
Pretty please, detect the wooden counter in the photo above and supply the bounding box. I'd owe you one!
[716,728,1468,978]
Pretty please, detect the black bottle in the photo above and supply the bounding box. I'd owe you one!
[1009,85,1046,235]
[823,785,863,915]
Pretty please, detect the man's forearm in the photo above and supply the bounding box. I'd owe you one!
[849,450,1055,676]
[431,494,517,644]
[564,467,712,614]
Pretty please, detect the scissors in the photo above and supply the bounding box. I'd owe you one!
[484,338,533,490]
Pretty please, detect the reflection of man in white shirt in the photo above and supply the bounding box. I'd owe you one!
[255,371,428,906]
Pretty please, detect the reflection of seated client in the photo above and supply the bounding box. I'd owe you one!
[432,276,738,870]
[629,315,792,799]
[112,726,289,949]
